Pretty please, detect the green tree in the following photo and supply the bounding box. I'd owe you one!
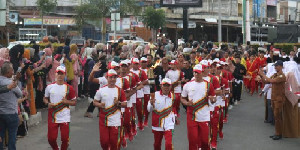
[36,0,57,37]
[142,7,166,42]
[74,0,141,42]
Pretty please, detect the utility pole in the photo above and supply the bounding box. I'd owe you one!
[183,7,188,42]
[242,0,246,44]
[246,0,250,42]
[218,0,222,42]
[295,2,298,24]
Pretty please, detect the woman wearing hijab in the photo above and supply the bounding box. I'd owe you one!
[34,49,52,109]
[44,48,59,84]
[23,49,37,115]
[63,46,75,84]
[31,45,40,63]
[70,44,79,97]
[54,46,63,61]
[9,44,24,73]
[0,48,9,66]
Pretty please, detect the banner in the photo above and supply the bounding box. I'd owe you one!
[267,0,277,6]
[24,18,75,25]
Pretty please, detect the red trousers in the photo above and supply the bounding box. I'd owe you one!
[219,106,224,133]
[244,78,250,90]
[250,78,258,94]
[152,130,173,150]
[224,98,229,120]
[144,94,150,123]
[48,109,70,150]
[131,105,137,133]
[211,106,220,147]
[136,98,144,127]
[123,108,132,138]
[174,93,181,116]
[187,119,210,150]
[99,120,121,150]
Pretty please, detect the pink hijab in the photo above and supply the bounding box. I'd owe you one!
[44,48,59,84]
[0,48,10,66]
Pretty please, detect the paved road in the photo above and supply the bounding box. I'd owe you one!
[17,92,300,150]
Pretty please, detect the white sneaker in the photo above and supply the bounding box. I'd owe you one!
[234,101,238,105]
[228,105,233,110]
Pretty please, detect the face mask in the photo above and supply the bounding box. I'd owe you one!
[46,56,52,59]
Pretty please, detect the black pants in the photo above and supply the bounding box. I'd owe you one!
[35,90,47,109]
[83,59,91,96]
[232,81,242,103]
[86,83,100,113]
[78,76,83,97]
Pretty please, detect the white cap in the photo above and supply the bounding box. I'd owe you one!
[125,59,131,65]
[120,60,128,66]
[220,61,228,65]
[141,57,147,62]
[132,57,139,64]
[56,66,66,73]
[107,69,118,77]
[200,60,209,67]
[161,78,172,85]
[193,64,203,73]
[169,60,177,65]
[110,61,119,68]
[213,58,220,64]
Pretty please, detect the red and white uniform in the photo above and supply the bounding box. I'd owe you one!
[147,91,176,150]
[203,75,221,111]
[215,75,229,107]
[142,68,151,96]
[148,91,176,131]
[128,72,140,103]
[45,83,76,123]
[97,77,130,91]
[130,68,148,130]
[165,69,184,94]
[211,75,230,148]
[127,72,139,135]
[165,69,184,116]
[142,68,151,125]
[94,85,126,150]
[130,69,147,98]
[182,80,215,150]
[45,83,76,150]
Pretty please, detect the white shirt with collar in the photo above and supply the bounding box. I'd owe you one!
[147,91,175,131]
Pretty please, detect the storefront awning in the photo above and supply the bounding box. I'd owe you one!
[20,15,76,26]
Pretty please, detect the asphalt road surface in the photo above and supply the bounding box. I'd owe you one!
[17,92,300,150]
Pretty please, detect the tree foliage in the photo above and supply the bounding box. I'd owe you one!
[142,7,166,30]
[36,0,57,16]
[74,0,141,30]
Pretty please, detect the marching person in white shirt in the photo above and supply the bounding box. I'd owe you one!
[165,60,184,116]
[181,64,216,150]
[140,57,151,127]
[147,78,178,150]
[43,66,77,150]
[131,58,148,131]
[93,69,127,150]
